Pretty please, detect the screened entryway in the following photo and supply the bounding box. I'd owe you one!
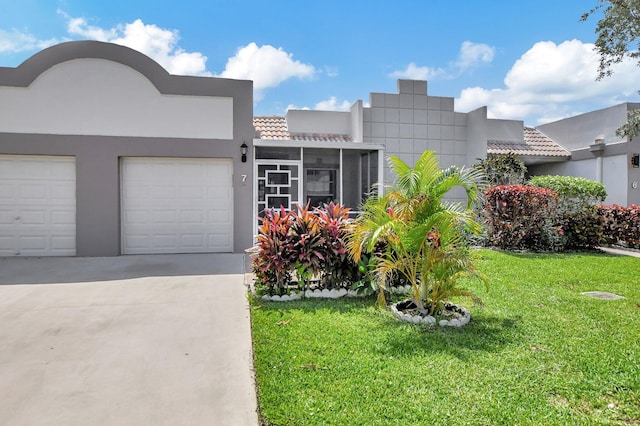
[253,141,384,234]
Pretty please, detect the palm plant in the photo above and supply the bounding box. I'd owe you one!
[347,150,487,315]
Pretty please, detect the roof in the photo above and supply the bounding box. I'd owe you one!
[253,116,352,143]
[254,117,569,159]
[487,127,570,158]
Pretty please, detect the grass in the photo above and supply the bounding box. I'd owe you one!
[250,250,640,425]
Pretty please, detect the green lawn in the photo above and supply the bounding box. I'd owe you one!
[250,250,640,425]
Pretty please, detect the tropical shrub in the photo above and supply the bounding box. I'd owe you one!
[598,204,640,248]
[474,153,527,186]
[315,202,360,289]
[252,202,362,295]
[484,185,559,251]
[530,176,606,249]
[347,150,487,315]
[529,175,606,205]
[252,207,294,294]
[286,202,326,290]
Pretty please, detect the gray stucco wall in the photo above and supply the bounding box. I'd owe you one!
[362,79,469,190]
[532,103,640,206]
[0,41,254,256]
[536,104,632,150]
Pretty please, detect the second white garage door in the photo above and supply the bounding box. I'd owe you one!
[121,157,233,254]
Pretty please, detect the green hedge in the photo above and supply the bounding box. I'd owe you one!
[530,175,606,249]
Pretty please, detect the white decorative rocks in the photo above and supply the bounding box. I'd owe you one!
[260,287,366,301]
[390,301,471,327]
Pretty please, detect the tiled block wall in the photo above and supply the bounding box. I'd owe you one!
[362,80,470,196]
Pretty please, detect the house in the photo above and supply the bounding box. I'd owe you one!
[2,41,637,257]
[252,80,573,235]
[0,40,254,257]
[254,82,640,230]
[526,103,640,206]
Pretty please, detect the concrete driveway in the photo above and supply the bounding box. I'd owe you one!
[0,254,258,426]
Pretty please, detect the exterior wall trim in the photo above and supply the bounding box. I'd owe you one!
[570,141,628,161]
[253,139,385,151]
[0,40,248,98]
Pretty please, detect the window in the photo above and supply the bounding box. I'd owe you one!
[305,169,336,207]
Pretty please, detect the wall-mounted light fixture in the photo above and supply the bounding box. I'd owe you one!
[241,142,248,163]
[632,153,639,168]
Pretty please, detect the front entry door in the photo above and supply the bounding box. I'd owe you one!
[255,160,302,223]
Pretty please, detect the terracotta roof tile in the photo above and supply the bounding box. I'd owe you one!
[253,116,352,143]
[253,116,290,140]
[488,127,570,158]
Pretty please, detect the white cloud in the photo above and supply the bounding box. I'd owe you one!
[219,42,315,100]
[390,41,494,81]
[0,29,59,53]
[1,12,317,101]
[455,39,640,124]
[65,15,117,41]
[389,62,444,80]
[315,96,352,111]
[285,104,310,112]
[324,66,339,78]
[63,15,209,76]
[455,41,495,70]
[284,97,352,112]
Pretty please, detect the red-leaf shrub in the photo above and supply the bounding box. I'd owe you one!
[556,208,603,249]
[315,202,360,289]
[598,204,640,248]
[484,185,560,251]
[252,206,294,293]
[252,202,362,295]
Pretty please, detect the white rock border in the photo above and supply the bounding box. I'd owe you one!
[390,302,471,327]
[260,288,357,301]
[257,284,413,302]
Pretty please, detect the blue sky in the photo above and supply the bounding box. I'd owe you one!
[2,0,639,126]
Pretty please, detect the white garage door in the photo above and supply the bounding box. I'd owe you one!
[0,155,76,256]
[121,157,234,254]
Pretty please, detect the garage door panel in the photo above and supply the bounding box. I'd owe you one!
[0,155,76,256]
[18,184,47,199]
[19,235,47,251]
[124,234,149,250]
[124,210,150,224]
[208,209,232,224]
[51,209,76,225]
[0,211,12,224]
[152,234,180,249]
[181,210,204,224]
[208,233,232,248]
[51,235,75,251]
[19,210,46,225]
[51,184,75,200]
[181,186,204,199]
[121,157,233,254]
[181,234,205,248]
[152,210,179,223]
[150,185,177,198]
[0,235,15,254]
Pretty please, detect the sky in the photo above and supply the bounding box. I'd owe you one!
[1,0,639,126]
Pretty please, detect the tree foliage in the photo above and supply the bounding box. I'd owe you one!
[581,0,640,138]
[474,153,528,186]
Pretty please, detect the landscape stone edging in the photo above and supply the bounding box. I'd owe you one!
[390,302,471,327]
[257,285,414,302]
